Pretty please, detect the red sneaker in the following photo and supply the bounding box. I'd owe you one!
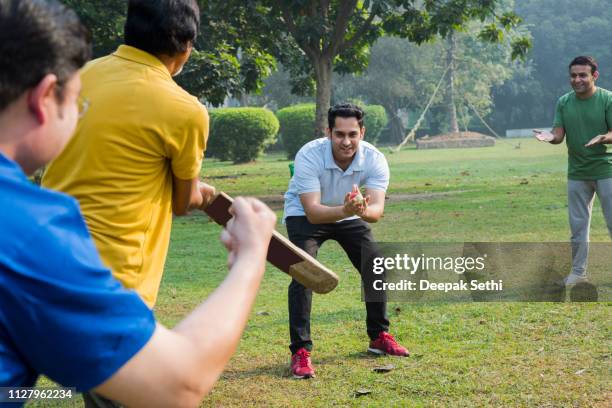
[368,332,410,356]
[290,348,315,379]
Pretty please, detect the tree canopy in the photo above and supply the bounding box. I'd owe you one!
[65,0,527,135]
[61,0,278,105]
[240,0,531,136]
[490,0,612,131]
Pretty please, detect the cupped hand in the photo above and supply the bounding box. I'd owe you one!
[344,184,369,217]
[584,134,606,147]
[198,182,217,210]
[533,129,554,142]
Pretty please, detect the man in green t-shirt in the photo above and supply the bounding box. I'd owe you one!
[534,56,612,285]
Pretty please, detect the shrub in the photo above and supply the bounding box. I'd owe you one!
[363,105,388,145]
[207,107,279,163]
[276,103,316,159]
[206,108,232,160]
[276,103,389,158]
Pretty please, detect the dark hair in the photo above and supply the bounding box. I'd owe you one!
[0,0,91,111]
[328,103,365,129]
[569,56,598,74]
[124,0,200,57]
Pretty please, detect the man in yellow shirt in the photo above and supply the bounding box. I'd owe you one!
[43,0,215,308]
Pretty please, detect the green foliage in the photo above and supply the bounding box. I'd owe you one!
[61,0,125,57]
[276,104,316,159]
[187,1,281,105]
[510,36,532,61]
[179,3,280,105]
[478,23,505,43]
[490,0,612,131]
[452,27,516,121]
[224,0,531,136]
[363,105,388,144]
[247,65,315,111]
[61,0,278,105]
[333,36,440,143]
[334,26,517,142]
[208,108,279,163]
[276,103,388,157]
[263,0,530,81]
[206,108,225,159]
[178,48,243,106]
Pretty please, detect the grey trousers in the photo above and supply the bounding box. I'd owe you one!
[568,178,612,277]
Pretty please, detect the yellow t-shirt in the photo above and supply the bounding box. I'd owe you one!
[43,45,208,307]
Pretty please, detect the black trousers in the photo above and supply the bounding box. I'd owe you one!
[286,216,389,354]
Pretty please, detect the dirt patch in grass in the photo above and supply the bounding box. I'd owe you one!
[423,131,493,140]
[206,172,248,179]
[417,131,495,149]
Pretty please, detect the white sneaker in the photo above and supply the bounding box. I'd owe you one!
[563,274,588,286]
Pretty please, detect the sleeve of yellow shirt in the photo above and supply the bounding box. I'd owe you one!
[165,103,209,180]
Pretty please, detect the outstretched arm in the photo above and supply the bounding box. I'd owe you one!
[585,130,612,147]
[533,127,565,144]
[94,198,276,407]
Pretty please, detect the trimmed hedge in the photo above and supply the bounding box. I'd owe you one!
[276,103,316,159]
[207,107,279,163]
[363,105,388,144]
[277,103,389,158]
[206,108,226,159]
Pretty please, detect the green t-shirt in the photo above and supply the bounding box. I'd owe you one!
[552,87,612,180]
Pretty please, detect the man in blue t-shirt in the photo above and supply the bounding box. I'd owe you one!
[283,104,409,379]
[0,1,276,406]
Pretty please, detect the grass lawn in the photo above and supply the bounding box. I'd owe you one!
[34,139,610,407]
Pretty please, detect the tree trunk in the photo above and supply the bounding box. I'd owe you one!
[384,104,405,144]
[391,115,405,143]
[447,33,459,133]
[239,93,249,107]
[313,56,333,138]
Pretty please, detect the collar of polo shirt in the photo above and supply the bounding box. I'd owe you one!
[323,138,366,173]
[113,45,173,79]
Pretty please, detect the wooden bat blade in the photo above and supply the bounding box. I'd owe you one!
[203,192,339,294]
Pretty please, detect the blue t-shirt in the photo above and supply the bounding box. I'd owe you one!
[0,153,156,397]
[283,138,390,222]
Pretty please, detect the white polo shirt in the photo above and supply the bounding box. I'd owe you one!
[283,137,390,222]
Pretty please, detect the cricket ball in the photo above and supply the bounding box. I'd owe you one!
[349,190,364,205]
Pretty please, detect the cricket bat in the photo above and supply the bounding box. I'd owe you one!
[204,192,339,294]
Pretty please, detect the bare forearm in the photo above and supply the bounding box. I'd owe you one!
[360,204,384,223]
[173,181,215,216]
[95,198,275,407]
[172,179,203,216]
[304,204,350,224]
[96,259,266,407]
[174,256,265,350]
[550,128,565,144]
[174,256,264,370]
[601,131,612,143]
[182,189,205,213]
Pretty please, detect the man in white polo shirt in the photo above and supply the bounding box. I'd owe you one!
[283,103,409,379]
